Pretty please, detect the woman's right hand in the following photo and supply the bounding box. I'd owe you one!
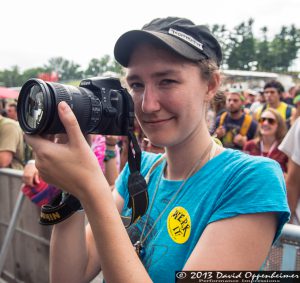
[24,102,107,201]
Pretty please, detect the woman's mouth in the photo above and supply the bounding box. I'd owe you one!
[143,117,174,126]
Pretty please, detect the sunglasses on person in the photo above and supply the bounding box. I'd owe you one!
[259,117,277,125]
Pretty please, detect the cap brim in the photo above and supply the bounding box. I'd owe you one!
[114,30,207,67]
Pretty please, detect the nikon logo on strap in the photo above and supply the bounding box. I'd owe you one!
[40,211,61,222]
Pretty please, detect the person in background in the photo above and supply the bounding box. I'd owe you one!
[214,89,258,150]
[25,17,289,283]
[91,135,120,187]
[290,89,300,125]
[212,90,227,118]
[255,80,296,129]
[0,112,24,170]
[208,89,226,134]
[6,101,18,121]
[279,117,300,223]
[250,90,265,116]
[244,89,258,111]
[282,85,296,106]
[243,108,288,173]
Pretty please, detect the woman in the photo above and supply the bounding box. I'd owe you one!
[25,17,289,283]
[243,108,288,173]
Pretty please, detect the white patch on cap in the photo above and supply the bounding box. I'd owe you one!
[168,28,203,50]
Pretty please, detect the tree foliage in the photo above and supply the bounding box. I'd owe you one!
[43,57,83,81]
[213,19,300,72]
[85,55,125,77]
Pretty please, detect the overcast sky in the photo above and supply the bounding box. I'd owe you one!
[1,0,299,71]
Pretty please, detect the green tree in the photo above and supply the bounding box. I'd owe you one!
[211,24,231,67]
[268,25,300,72]
[21,67,47,82]
[85,55,125,77]
[256,27,272,71]
[227,19,257,70]
[44,57,83,81]
[0,66,23,87]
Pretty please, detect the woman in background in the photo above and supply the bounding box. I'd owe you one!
[243,108,288,173]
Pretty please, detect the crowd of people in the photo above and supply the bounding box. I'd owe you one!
[207,80,300,223]
[0,16,299,282]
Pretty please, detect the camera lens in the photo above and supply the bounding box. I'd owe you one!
[17,78,102,135]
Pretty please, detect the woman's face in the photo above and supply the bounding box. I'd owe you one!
[126,43,211,148]
[259,110,278,138]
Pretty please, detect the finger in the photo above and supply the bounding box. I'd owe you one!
[34,173,40,185]
[57,101,86,146]
[23,175,34,187]
[25,134,52,153]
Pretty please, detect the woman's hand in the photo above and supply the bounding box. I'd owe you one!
[24,102,105,200]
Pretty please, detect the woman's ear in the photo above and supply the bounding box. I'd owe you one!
[204,71,221,102]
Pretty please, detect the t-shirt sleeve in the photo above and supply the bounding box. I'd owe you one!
[0,122,20,153]
[279,117,300,166]
[209,157,290,242]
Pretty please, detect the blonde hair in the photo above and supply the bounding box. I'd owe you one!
[257,108,287,143]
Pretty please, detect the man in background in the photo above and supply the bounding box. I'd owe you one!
[214,89,258,150]
[6,102,18,121]
[255,80,295,129]
[0,112,24,170]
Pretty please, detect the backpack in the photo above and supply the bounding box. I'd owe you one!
[219,112,253,136]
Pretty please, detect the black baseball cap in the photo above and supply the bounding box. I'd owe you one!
[114,17,223,67]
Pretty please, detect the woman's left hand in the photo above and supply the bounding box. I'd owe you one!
[24,102,105,200]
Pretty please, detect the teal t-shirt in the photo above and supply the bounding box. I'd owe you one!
[116,149,290,283]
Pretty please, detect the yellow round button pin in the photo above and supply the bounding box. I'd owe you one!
[167,206,191,244]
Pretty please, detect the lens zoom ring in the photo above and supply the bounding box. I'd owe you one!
[51,83,71,105]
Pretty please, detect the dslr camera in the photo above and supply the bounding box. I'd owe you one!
[17,77,135,135]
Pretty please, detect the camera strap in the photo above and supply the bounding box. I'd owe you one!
[39,193,82,225]
[39,132,149,227]
[121,131,149,228]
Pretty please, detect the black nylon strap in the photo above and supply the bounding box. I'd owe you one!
[127,131,141,172]
[121,132,149,227]
[39,194,82,225]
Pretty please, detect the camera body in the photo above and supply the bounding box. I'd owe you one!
[17,77,135,136]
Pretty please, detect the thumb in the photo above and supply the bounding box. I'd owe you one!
[58,101,86,146]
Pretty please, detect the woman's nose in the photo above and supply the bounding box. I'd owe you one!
[141,86,161,113]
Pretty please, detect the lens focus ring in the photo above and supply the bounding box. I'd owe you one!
[51,83,72,105]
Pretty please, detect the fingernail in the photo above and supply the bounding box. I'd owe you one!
[59,101,70,113]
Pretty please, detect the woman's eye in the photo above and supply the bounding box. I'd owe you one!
[160,79,177,86]
[130,82,144,90]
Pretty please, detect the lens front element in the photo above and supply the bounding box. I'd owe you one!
[25,84,45,130]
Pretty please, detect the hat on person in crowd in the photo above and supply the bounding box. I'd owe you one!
[246,89,259,96]
[114,17,223,67]
[227,87,245,101]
